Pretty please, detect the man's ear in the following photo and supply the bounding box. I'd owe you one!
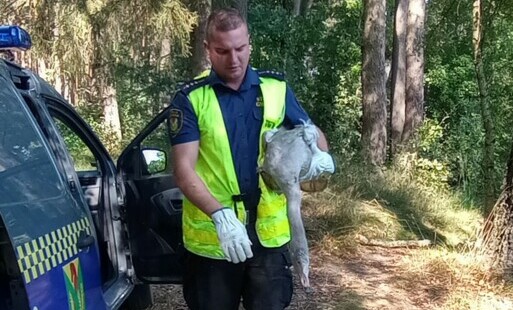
[204,40,211,60]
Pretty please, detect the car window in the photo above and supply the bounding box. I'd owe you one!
[0,80,64,206]
[52,117,98,172]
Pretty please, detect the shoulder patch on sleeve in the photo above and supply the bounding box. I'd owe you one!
[257,69,286,81]
[169,108,183,137]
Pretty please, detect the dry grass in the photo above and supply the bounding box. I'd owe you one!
[297,162,513,309]
[397,249,513,309]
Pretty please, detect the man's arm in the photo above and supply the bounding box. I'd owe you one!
[172,141,223,216]
[316,126,329,151]
[172,124,254,263]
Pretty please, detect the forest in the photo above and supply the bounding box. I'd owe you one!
[3,0,513,308]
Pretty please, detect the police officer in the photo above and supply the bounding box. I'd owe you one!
[170,8,328,310]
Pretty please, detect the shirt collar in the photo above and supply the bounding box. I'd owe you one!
[207,66,260,91]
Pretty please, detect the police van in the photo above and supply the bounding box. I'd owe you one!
[0,26,184,309]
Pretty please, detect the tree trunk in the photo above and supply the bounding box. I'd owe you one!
[102,84,122,142]
[158,38,172,110]
[361,0,387,166]
[390,0,408,156]
[293,0,313,16]
[187,0,211,77]
[402,0,425,144]
[304,0,314,13]
[478,137,513,278]
[90,22,122,153]
[473,0,495,211]
[212,0,247,20]
[293,0,301,16]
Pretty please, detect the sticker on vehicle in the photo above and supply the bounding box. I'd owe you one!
[63,258,86,310]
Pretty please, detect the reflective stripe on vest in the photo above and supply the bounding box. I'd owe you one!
[183,77,291,259]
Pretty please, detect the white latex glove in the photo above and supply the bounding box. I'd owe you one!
[300,151,336,182]
[211,208,253,263]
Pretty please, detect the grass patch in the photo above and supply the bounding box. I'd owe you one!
[399,249,513,309]
[301,160,513,309]
[307,161,483,248]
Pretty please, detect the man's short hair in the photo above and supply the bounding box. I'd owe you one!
[206,8,247,42]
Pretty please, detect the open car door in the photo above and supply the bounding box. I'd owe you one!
[117,106,184,283]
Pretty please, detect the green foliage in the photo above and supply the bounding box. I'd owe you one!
[54,118,97,171]
[249,1,362,158]
[424,0,513,206]
[248,0,513,209]
[1,0,196,158]
[5,0,513,215]
[425,54,487,204]
[114,53,187,148]
[414,119,452,191]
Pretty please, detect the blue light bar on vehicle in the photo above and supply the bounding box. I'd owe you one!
[0,26,32,51]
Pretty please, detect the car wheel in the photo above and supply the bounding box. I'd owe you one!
[0,222,29,310]
[121,284,153,310]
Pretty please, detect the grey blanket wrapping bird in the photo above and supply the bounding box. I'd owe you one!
[259,121,335,290]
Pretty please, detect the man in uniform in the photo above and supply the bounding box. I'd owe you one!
[170,8,328,310]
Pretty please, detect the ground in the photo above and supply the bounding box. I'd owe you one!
[148,247,438,310]
[149,246,513,310]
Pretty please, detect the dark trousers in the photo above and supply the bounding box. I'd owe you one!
[183,249,293,310]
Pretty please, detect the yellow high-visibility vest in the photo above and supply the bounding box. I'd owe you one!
[182,74,291,259]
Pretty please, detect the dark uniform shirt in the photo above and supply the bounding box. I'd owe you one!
[170,66,310,250]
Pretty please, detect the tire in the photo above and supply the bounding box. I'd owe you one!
[0,222,29,310]
[121,284,153,310]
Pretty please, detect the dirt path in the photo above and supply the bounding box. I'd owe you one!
[150,247,435,310]
[287,247,429,310]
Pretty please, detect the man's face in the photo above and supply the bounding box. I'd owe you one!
[205,24,250,89]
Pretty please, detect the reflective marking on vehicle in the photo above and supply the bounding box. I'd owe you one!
[15,217,91,284]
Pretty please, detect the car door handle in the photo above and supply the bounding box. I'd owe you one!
[77,231,95,249]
